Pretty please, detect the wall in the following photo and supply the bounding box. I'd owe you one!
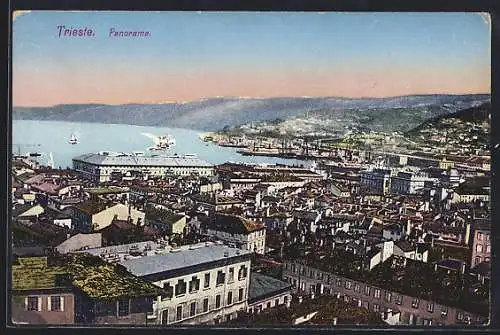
[282,261,486,326]
[11,293,75,325]
[149,259,251,325]
[56,233,102,254]
[92,204,145,230]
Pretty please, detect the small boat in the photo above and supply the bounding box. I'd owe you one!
[69,133,78,145]
[28,152,42,157]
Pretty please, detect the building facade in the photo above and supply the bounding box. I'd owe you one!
[206,214,267,254]
[73,153,214,183]
[119,243,252,325]
[282,260,487,326]
[471,221,491,267]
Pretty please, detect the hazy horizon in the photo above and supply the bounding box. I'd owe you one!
[13,12,491,107]
[12,92,492,109]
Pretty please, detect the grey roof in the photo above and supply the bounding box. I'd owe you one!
[73,153,213,168]
[120,243,252,277]
[248,272,291,301]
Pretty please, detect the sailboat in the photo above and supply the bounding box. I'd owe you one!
[69,133,78,145]
[47,152,54,169]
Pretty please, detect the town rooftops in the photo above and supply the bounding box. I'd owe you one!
[248,272,292,303]
[12,254,164,300]
[73,200,115,216]
[209,213,265,234]
[73,153,213,168]
[119,243,252,277]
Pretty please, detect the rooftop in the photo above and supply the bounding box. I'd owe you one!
[209,213,265,234]
[12,254,164,300]
[119,242,252,277]
[73,153,213,168]
[248,272,292,302]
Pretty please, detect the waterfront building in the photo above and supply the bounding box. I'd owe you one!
[73,152,214,183]
[119,242,252,325]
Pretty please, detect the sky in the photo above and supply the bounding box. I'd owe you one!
[12,11,491,106]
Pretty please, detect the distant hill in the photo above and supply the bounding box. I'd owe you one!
[13,94,490,132]
[406,102,491,136]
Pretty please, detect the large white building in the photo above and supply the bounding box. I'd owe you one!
[73,152,214,183]
[206,213,267,255]
[119,242,252,325]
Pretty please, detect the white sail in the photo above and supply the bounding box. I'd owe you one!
[69,133,78,144]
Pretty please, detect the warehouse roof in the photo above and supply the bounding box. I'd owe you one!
[120,243,252,277]
[73,153,213,168]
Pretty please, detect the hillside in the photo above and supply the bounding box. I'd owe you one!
[13,94,490,132]
[407,102,491,135]
[405,102,491,153]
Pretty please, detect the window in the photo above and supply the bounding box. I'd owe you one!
[441,306,448,318]
[427,303,434,313]
[175,280,187,296]
[162,309,169,324]
[118,300,130,316]
[423,319,432,326]
[373,304,380,312]
[203,298,209,312]
[285,263,289,271]
[412,298,419,308]
[476,244,483,253]
[238,265,248,280]
[49,296,62,311]
[267,302,271,309]
[477,232,482,240]
[336,278,342,287]
[364,286,371,296]
[354,283,361,293]
[374,289,381,299]
[275,298,279,306]
[226,315,232,322]
[485,257,490,263]
[363,301,369,309]
[228,267,235,282]
[385,292,392,303]
[216,295,221,308]
[456,312,463,321]
[291,264,296,273]
[26,296,39,311]
[309,270,314,278]
[216,271,226,286]
[327,275,331,283]
[284,296,288,305]
[228,291,233,305]
[204,273,210,288]
[239,288,244,301]
[176,306,183,321]
[345,280,352,290]
[190,302,196,317]
[189,276,200,293]
[395,295,403,305]
[486,245,491,253]
[475,256,482,265]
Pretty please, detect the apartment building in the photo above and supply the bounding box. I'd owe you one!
[119,243,252,325]
[471,219,491,267]
[205,213,266,254]
[282,258,488,326]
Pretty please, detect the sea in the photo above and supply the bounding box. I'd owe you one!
[12,120,308,169]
